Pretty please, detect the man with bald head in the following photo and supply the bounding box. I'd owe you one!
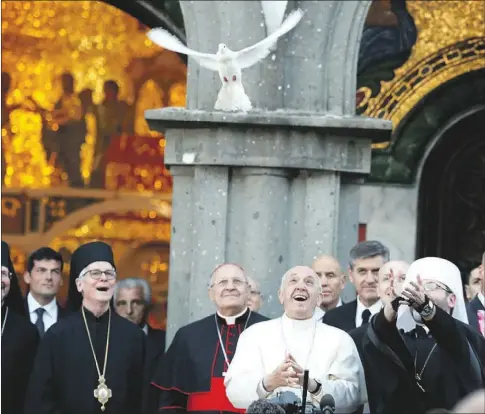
[349,260,409,414]
[225,266,366,413]
[311,255,345,321]
[247,277,263,312]
[152,263,267,413]
[359,257,485,414]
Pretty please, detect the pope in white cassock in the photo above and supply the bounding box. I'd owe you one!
[224,266,367,412]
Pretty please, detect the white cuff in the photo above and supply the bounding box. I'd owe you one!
[256,379,271,399]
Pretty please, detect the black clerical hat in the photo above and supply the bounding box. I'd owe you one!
[67,241,116,311]
[1,240,25,315]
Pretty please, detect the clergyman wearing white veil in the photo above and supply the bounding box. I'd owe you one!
[357,257,485,414]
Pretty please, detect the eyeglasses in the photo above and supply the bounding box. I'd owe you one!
[423,281,452,294]
[84,269,117,280]
[211,278,247,288]
[1,270,11,279]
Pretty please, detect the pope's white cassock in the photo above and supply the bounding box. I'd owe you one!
[224,313,367,413]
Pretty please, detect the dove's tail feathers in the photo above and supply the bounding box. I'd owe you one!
[235,8,304,70]
[147,28,220,71]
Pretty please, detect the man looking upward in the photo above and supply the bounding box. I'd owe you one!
[24,241,145,414]
[152,263,267,413]
[225,266,366,413]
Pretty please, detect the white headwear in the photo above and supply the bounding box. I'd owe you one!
[397,257,468,332]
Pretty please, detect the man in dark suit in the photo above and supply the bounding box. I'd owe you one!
[23,247,67,337]
[311,254,345,321]
[113,277,166,414]
[323,240,390,332]
[349,260,409,414]
[467,251,484,336]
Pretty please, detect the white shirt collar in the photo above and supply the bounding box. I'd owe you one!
[478,292,485,308]
[217,307,248,325]
[282,312,315,331]
[356,297,382,314]
[313,298,343,321]
[142,324,148,335]
[355,297,382,327]
[27,292,57,317]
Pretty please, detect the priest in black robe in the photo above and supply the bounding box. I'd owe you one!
[151,263,268,414]
[360,257,485,414]
[24,241,145,414]
[2,240,40,414]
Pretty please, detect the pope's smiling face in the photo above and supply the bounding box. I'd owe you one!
[279,266,322,320]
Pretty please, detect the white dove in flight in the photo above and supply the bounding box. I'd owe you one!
[147,9,304,112]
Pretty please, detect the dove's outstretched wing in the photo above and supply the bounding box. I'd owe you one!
[234,8,304,69]
[147,28,220,71]
[261,1,289,36]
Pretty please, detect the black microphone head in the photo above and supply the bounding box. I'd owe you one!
[320,394,335,410]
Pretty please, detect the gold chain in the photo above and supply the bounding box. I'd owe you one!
[1,307,8,336]
[81,306,111,380]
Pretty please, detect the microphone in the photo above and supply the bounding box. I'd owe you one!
[300,370,309,414]
[320,394,336,414]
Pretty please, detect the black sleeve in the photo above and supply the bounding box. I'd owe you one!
[24,331,61,414]
[128,329,146,414]
[152,330,189,413]
[18,328,40,407]
[373,309,414,372]
[424,306,471,361]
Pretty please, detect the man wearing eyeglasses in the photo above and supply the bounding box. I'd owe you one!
[24,241,145,414]
[152,263,268,414]
[247,277,263,312]
[23,247,67,337]
[358,257,485,414]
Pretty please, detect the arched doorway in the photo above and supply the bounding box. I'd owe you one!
[417,107,485,274]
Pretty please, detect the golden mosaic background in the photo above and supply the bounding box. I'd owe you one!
[359,0,485,148]
[1,0,186,189]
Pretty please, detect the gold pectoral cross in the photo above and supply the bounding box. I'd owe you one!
[94,376,112,411]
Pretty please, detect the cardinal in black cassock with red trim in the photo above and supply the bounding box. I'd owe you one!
[24,241,145,414]
[151,263,268,414]
[2,240,40,414]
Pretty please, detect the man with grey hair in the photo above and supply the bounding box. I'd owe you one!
[24,241,145,414]
[323,240,390,332]
[152,263,267,413]
[225,266,366,412]
[114,277,165,414]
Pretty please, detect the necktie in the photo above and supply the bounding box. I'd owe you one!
[35,307,46,337]
[361,309,371,325]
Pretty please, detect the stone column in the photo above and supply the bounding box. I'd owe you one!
[146,109,391,343]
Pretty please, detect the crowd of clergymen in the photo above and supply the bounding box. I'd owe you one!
[1,239,485,414]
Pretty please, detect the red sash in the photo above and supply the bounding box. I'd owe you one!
[187,377,245,413]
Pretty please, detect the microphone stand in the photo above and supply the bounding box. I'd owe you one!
[300,370,309,414]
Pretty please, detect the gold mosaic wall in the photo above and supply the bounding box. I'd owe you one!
[358,0,485,147]
[1,0,186,188]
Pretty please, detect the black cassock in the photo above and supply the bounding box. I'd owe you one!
[24,307,145,414]
[359,306,485,414]
[152,308,268,414]
[2,306,39,414]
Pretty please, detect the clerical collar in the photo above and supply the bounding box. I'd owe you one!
[216,307,249,325]
[82,306,110,323]
[282,312,315,331]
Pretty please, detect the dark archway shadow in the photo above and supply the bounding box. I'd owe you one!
[417,107,485,276]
